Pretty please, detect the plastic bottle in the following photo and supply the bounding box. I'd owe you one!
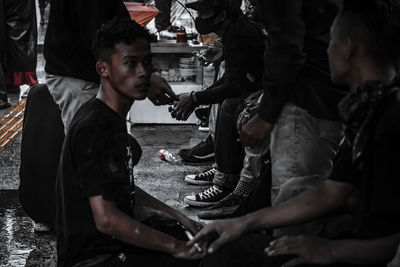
[159,149,179,163]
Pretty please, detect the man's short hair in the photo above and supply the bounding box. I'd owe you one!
[92,17,151,63]
[338,0,400,68]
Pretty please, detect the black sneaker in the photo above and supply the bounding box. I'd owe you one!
[184,185,231,208]
[185,167,216,185]
[198,120,209,132]
[195,106,211,123]
[197,193,244,219]
[179,135,214,162]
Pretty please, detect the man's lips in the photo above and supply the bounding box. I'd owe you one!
[135,82,149,91]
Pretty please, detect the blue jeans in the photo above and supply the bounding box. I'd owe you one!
[270,103,344,236]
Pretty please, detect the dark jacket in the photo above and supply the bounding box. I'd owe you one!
[257,0,347,123]
[196,13,265,105]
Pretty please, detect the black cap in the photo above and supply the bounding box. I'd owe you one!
[185,0,224,11]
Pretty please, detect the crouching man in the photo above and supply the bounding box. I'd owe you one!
[55,18,201,266]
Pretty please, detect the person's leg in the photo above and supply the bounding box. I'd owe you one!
[155,0,172,31]
[0,63,10,109]
[213,97,245,189]
[200,232,291,267]
[184,97,245,208]
[197,139,270,219]
[235,141,270,195]
[46,73,99,133]
[208,103,219,141]
[38,0,47,25]
[270,103,344,235]
[3,0,38,89]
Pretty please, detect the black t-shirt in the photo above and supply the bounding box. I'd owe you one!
[330,91,400,239]
[55,98,142,266]
[44,0,129,83]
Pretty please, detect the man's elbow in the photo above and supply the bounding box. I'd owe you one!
[94,214,115,235]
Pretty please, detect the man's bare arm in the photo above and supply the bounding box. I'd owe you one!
[89,195,199,259]
[189,180,353,253]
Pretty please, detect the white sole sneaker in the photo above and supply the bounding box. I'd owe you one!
[184,196,217,207]
[185,174,213,185]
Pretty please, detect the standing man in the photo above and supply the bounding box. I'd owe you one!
[44,0,177,133]
[240,0,347,235]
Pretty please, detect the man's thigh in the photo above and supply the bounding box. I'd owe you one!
[201,232,291,267]
[46,73,98,132]
[270,103,343,205]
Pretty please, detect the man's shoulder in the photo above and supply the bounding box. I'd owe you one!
[69,99,115,137]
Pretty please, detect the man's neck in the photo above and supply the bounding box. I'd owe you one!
[97,84,133,117]
[349,61,397,91]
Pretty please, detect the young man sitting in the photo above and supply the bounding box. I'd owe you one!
[55,18,201,266]
[189,0,400,266]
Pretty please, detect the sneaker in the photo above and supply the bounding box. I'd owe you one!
[195,106,210,123]
[34,222,52,233]
[184,185,231,207]
[179,135,214,163]
[198,121,209,132]
[21,87,30,98]
[185,167,216,185]
[198,193,244,219]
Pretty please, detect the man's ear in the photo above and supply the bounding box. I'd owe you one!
[96,61,109,78]
[342,37,356,62]
[214,10,226,24]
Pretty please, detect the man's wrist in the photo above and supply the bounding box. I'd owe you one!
[190,91,199,105]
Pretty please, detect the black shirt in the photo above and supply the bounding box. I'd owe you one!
[44,0,129,83]
[256,0,348,123]
[195,14,265,105]
[55,98,142,266]
[330,87,400,239]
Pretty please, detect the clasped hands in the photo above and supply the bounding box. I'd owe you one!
[169,92,198,121]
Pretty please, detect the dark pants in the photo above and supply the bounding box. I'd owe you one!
[201,232,381,267]
[213,97,246,189]
[155,0,172,31]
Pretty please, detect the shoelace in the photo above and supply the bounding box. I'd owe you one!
[198,168,216,178]
[199,185,222,200]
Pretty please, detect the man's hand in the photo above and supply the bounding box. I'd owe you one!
[187,218,246,255]
[170,93,197,121]
[265,236,335,267]
[240,114,274,147]
[177,215,203,236]
[197,46,224,66]
[147,73,178,105]
[173,240,203,260]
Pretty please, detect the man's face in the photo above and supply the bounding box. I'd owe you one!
[327,16,349,85]
[108,39,152,100]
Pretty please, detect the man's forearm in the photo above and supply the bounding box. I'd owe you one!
[330,233,400,264]
[90,195,179,254]
[135,186,183,221]
[240,181,353,233]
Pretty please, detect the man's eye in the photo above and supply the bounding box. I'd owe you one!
[143,58,152,65]
[128,60,137,66]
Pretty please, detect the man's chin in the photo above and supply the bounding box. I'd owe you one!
[134,92,148,100]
